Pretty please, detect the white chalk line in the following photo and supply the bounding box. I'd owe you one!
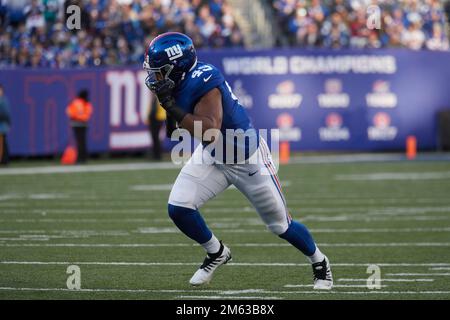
[0,209,156,215]
[430,267,450,271]
[1,261,450,267]
[175,295,283,300]
[0,162,179,176]
[0,242,449,248]
[0,287,449,296]
[386,273,450,276]
[1,216,449,223]
[0,219,150,223]
[337,278,434,282]
[335,171,450,181]
[284,284,388,288]
[1,227,449,237]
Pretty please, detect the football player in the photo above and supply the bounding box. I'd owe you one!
[143,32,333,289]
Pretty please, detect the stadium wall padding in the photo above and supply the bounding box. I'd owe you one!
[1,48,450,156]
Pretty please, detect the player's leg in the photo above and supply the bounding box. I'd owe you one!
[231,139,333,289]
[168,145,232,285]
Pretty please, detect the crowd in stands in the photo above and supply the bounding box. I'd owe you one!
[0,0,244,68]
[272,0,450,50]
[1,0,450,69]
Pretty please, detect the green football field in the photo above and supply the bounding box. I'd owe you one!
[1,157,450,300]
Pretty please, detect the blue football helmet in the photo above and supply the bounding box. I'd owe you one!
[143,32,197,91]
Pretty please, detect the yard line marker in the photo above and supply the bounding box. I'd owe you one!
[0,162,179,176]
[284,284,388,288]
[130,184,173,191]
[0,287,449,295]
[1,261,450,267]
[175,296,282,300]
[0,219,149,223]
[0,242,448,248]
[1,227,450,235]
[2,216,449,223]
[386,273,450,276]
[337,278,434,282]
[429,267,450,271]
[335,171,450,181]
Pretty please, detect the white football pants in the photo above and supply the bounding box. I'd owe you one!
[168,138,292,235]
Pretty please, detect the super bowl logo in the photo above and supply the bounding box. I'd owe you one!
[268,80,302,109]
[319,113,350,141]
[317,79,350,108]
[233,80,253,108]
[276,113,301,141]
[366,80,398,108]
[367,112,398,141]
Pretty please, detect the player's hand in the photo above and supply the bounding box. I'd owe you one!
[145,77,175,107]
[165,116,177,138]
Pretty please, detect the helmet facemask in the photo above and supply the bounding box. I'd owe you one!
[143,60,176,91]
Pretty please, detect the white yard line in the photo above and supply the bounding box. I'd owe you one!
[1,261,450,267]
[0,242,448,248]
[4,153,445,177]
[0,219,150,223]
[386,273,450,276]
[1,216,449,223]
[284,284,388,288]
[429,267,450,271]
[335,172,450,181]
[0,162,179,176]
[1,227,449,236]
[337,278,434,282]
[0,287,449,296]
[175,295,283,300]
[0,209,156,214]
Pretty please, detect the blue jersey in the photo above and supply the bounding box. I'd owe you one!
[173,61,258,162]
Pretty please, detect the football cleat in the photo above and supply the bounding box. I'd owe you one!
[189,241,232,286]
[312,256,333,290]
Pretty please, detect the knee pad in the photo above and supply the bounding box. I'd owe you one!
[267,222,289,235]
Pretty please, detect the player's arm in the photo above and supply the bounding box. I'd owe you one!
[165,116,177,138]
[149,79,222,142]
[178,88,223,140]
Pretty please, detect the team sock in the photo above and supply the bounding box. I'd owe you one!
[168,204,213,244]
[201,234,221,254]
[279,220,317,256]
[307,247,326,264]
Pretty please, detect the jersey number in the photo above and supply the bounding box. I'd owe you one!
[192,65,213,78]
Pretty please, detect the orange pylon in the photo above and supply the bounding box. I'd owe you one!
[406,136,417,160]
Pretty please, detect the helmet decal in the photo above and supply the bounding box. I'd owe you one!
[143,32,197,88]
[165,44,183,61]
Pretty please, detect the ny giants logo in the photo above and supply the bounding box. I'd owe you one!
[165,44,183,61]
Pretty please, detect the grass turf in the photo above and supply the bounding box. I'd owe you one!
[0,159,450,299]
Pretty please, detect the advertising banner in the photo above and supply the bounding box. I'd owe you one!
[1,48,450,156]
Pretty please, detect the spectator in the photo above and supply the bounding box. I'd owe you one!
[0,84,11,166]
[23,0,45,31]
[0,0,245,69]
[272,0,449,51]
[426,22,449,50]
[66,89,93,164]
[402,21,426,50]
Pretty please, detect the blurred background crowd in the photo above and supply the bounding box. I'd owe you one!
[0,0,449,69]
[272,0,450,49]
[0,0,245,68]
